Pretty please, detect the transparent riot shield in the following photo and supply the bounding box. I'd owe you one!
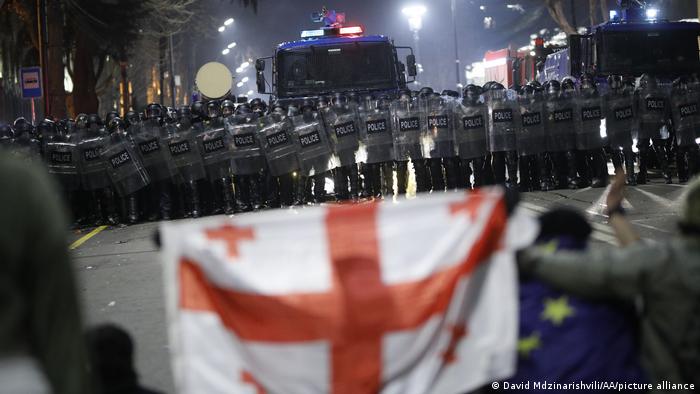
[544,96,576,152]
[454,102,488,160]
[360,106,395,164]
[133,121,177,182]
[102,136,150,197]
[45,140,81,191]
[226,118,266,176]
[604,94,636,150]
[422,96,456,158]
[636,86,670,140]
[671,93,699,147]
[517,99,547,156]
[574,95,604,150]
[292,113,334,176]
[487,90,520,152]
[197,121,233,181]
[165,128,207,183]
[78,135,110,190]
[392,97,424,161]
[259,114,300,176]
[324,105,361,167]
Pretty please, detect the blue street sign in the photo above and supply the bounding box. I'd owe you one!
[20,66,43,99]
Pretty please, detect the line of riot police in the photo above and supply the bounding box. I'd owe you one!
[1,73,698,227]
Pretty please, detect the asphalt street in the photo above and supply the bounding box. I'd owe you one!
[68,174,687,393]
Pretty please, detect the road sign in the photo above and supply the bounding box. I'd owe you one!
[20,66,43,99]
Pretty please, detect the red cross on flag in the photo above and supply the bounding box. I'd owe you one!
[161,188,537,394]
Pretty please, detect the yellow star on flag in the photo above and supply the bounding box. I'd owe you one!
[541,296,575,326]
[518,332,541,358]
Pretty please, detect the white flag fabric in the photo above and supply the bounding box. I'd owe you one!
[161,188,538,394]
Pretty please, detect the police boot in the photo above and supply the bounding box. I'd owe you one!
[688,147,700,178]
[577,151,592,188]
[504,151,518,189]
[677,146,689,183]
[396,161,408,195]
[126,193,139,224]
[538,154,553,191]
[654,141,672,184]
[482,154,495,185]
[188,181,202,218]
[312,173,326,202]
[91,190,105,226]
[429,158,445,192]
[233,176,247,212]
[279,173,295,207]
[349,164,361,200]
[380,162,394,197]
[160,182,173,220]
[221,177,235,214]
[565,151,579,189]
[590,150,608,188]
[624,150,637,186]
[461,159,473,189]
[413,159,430,193]
[334,167,350,201]
[492,152,506,185]
[518,156,531,192]
[529,155,541,191]
[101,188,119,226]
[636,143,649,185]
[444,158,459,190]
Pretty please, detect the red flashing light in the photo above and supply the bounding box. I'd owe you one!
[339,26,363,35]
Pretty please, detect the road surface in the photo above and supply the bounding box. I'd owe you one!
[68,176,687,392]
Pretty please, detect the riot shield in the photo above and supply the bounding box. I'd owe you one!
[517,99,547,156]
[544,96,576,152]
[574,95,604,150]
[454,102,488,160]
[324,105,361,167]
[78,135,110,190]
[226,118,266,175]
[133,121,177,182]
[165,128,207,183]
[259,115,300,176]
[392,97,424,161]
[487,90,519,152]
[45,140,81,191]
[196,121,233,181]
[423,96,456,158]
[102,135,150,197]
[292,113,334,176]
[671,93,699,146]
[10,135,41,163]
[360,106,395,164]
[636,86,670,140]
[604,94,635,150]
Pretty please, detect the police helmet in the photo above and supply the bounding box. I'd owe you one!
[221,100,236,117]
[104,111,120,126]
[37,118,57,138]
[235,102,252,115]
[206,100,221,119]
[13,117,34,136]
[87,113,103,130]
[145,103,164,120]
[561,77,576,92]
[107,117,126,134]
[0,123,15,141]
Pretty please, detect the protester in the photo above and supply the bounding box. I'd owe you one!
[86,323,163,394]
[501,207,645,391]
[0,151,90,393]
[519,172,700,389]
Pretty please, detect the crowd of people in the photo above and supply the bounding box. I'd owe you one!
[0,73,698,228]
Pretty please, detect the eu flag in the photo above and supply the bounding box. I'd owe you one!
[501,236,646,392]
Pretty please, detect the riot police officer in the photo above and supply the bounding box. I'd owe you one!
[604,75,638,186]
[424,89,459,191]
[392,88,429,195]
[259,101,299,207]
[454,84,490,189]
[292,99,333,204]
[574,74,608,188]
[517,82,549,191]
[670,76,700,182]
[229,102,266,211]
[326,93,361,200]
[198,101,235,215]
[544,79,578,189]
[485,82,519,188]
[635,74,672,184]
[360,94,395,198]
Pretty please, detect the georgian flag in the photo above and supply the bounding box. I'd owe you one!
[161,188,537,394]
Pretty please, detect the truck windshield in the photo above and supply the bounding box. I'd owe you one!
[597,28,700,75]
[276,41,396,97]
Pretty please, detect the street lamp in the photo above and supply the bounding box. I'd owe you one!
[224,18,234,26]
[227,42,237,49]
[401,4,426,83]
[222,48,230,55]
[218,26,225,33]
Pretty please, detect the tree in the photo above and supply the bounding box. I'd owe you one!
[545,0,576,34]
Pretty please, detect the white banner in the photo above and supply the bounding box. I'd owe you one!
[161,189,537,394]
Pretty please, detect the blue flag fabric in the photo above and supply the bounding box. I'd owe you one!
[501,236,646,392]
